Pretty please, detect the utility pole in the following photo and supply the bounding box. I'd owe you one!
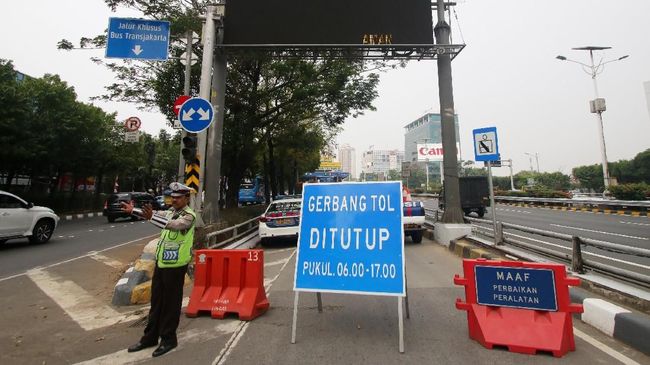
[435,0,463,223]
[203,4,226,224]
[506,159,515,190]
[177,30,193,182]
[193,5,217,218]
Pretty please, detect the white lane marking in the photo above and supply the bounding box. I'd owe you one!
[265,247,296,254]
[213,249,297,365]
[573,327,641,365]
[550,224,649,241]
[0,234,159,283]
[506,233,650,270]
[88,252,124,269]
[620,221,650,227]
[265,258,290,267]
[74,321,241,365]
[27,268,124,331]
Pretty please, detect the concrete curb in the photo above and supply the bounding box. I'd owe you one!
[112,239,158,306]
[61,211,104,222]
[444,236,650,356]
[501,202,649,218]
[570,292,650,355]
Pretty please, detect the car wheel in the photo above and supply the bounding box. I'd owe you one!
[477,209,485,218]
[0,239,7,245]
[260,237,271,247]
[107,215,116,223]
[29,219,55,244]
[411,230,423,244]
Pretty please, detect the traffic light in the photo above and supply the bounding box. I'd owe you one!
[182,134,198,163]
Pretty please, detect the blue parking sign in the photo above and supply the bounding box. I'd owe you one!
[294,182,405,296]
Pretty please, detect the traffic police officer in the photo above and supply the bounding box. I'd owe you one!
[121,182,196,357]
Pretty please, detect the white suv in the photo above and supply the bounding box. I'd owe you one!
[0,190,60,244]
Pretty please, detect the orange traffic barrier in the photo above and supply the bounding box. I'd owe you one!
[186,249,269,320]
[454,258,583,357]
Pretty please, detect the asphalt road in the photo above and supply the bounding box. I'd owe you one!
[0,215,160,279]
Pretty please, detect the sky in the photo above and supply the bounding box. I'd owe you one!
[2,1,649,178]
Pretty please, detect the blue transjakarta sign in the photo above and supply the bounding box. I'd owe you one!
[294,182,405,296]
[106,18,170,61]
[475,266,558,311]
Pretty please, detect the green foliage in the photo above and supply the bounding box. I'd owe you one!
[0,59,181,200]
[608,183,650,201]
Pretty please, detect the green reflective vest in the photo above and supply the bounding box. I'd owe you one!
[155,206,195,268]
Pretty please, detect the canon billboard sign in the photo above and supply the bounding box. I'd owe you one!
[417,143,460,162]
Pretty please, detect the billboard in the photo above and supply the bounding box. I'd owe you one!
[417,143,460,162]
[223,0,434,47]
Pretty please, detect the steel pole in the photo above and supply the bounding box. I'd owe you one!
[487,163,498,245]
[435,0,463,223]
[203,16,226,224]
[508,159,515,190]
[194,5,216,216]
[425,161,429,192]
[177,30,193,182]
[589,50,610,190]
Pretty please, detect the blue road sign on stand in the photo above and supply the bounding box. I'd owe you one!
[473,126,500,162]
[475,266,558,311]
[294,182,405,296]
[106,18,170,61]
[178,98,214,133]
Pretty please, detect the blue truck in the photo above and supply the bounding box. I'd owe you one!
[238,177,265,205]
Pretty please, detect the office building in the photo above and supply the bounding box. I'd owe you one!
[403,113,460,182]
[338,144,357,180]
[361,148,404,180]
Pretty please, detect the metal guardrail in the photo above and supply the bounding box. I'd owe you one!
[205,216,260,249]
[425,208,650,288]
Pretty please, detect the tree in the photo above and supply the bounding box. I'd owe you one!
[573,164,605,192]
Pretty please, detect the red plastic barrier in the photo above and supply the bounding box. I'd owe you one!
[454,259,583,357]
[186,249,269,320]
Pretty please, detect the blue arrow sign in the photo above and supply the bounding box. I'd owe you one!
[473,126,500,162]
[179,98,214,133]
[105,18,170,61]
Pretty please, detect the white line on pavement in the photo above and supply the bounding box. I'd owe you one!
[620,221,650,227]
[573,327,641,365]
[0,234,159,283]
[265,247,296,254]
[265,257,290,267]
[550,224,649,241]
[74,321,241,365]
[213,249,297,365]
[27,268,124,331]
[89,252,124,269]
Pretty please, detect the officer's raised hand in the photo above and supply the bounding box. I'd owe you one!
[141,203,154,220]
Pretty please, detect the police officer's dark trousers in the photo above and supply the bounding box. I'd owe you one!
[140,264,187,346]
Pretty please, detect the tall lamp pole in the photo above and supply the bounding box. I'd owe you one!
[556,47,629,193]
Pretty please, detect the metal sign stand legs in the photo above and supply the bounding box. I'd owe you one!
[291,282,409,353]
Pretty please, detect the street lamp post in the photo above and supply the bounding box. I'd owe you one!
[524,152,540,173]
[556,47,629,193]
